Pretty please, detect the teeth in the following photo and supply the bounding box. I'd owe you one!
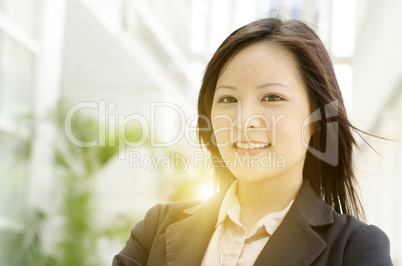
[235,143,269,149]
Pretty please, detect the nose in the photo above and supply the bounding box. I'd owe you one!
[234,100,267,130]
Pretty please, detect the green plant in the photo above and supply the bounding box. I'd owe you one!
[1,98,211,265]
[53,100,144,265]
[0,210,56,266]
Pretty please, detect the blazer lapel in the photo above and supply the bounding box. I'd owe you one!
[164,180,333,266]
[254,180,334,266]
[165,190,226,266]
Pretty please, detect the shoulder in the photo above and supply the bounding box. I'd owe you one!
[143,200,204,225]
[133,200,205,242]
[331,211,388,241]
[290,180,392,264]
[142,187,227,227]
[330,212,392,265]
[112,200,205,265]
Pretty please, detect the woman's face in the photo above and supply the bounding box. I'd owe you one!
[210,42,313,183]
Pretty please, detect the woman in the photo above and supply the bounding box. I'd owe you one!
[113,18,392,265]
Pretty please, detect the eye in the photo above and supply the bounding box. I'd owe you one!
[262,94,283,102]
[219,96,237,103]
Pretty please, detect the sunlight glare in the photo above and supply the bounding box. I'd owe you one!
[197,183,215,200]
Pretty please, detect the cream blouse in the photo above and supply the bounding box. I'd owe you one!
[201,180,294,266]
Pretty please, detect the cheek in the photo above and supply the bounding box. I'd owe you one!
[211,109,233,145]
[302,122,314,146]
[212,121,229,144]
[274,113,310,148]
[297,108,314,146]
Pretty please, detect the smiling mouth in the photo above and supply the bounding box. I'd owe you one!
[234,142,270,149]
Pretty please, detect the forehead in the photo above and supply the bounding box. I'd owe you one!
[216,42,303,90]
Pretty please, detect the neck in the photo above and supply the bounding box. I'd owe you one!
[237,174,302,214]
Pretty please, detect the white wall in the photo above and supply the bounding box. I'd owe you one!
[352,0,402,263]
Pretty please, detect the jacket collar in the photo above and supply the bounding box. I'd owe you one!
[165,179,334,266]
[165,188,226,266]
[254,179,333,265]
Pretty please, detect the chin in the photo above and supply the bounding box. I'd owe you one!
[230,168,282,183]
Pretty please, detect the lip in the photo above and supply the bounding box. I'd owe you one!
[233,141,271,155]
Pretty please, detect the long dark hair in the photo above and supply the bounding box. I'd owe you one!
[197,18,364,219]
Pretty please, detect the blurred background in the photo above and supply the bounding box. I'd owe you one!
[0,0,401,265]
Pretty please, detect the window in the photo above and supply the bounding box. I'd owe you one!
[0,1,36,225]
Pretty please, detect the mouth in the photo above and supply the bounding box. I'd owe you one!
[234,142,270,150]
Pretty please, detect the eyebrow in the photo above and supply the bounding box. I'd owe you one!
[216,82,289,91]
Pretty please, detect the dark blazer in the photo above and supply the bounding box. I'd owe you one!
[113,180,393,265]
